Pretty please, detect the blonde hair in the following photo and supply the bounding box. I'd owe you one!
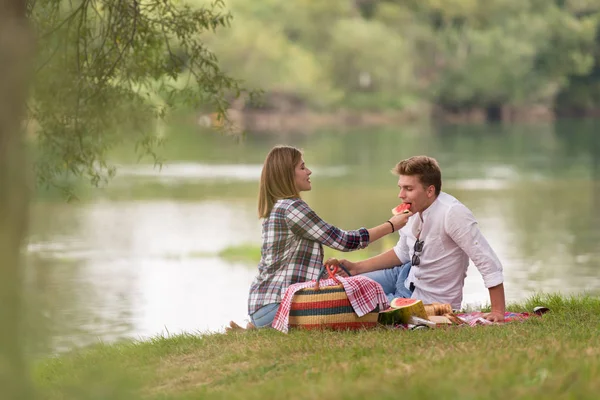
[258,145,303,218]
[392,155,442,196]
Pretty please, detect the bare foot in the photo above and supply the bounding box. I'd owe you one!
[225,321,244,333]
[225,320,256,333]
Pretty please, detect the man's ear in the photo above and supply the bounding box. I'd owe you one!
[427,185,435,197]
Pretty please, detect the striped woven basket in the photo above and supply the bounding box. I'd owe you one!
[288,263,379,331]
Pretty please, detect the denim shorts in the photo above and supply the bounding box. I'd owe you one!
[249,303,280,328]
[361,262,413,302]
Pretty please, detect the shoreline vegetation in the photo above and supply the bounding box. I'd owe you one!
[34,293,600,399]
[197,98,597,135]
[185,0,600,135]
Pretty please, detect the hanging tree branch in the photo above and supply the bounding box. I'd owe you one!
[28,0,252,193]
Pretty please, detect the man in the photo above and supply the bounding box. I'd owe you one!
[341,156,506,322]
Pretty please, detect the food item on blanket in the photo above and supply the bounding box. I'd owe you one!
[428,315,453,325]
[442,313,466,325]
[424,303,453,316]
[390,297,420,309]
[408,315,437,329]
[378,298,430,325]
[391,203,411,215]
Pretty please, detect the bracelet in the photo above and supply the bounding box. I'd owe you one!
[386,220,395,233]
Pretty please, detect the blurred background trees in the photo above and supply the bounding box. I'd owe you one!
[204,0,600,116]
[24,0,600,189]
[28,0,250,191]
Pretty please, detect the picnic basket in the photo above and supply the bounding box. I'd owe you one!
[288,262,380,331]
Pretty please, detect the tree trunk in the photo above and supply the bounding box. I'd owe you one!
[0,0,34,398]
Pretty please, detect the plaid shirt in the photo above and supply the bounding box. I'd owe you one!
[248,198,370,315]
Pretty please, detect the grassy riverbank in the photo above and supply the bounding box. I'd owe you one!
[34,293,600,399]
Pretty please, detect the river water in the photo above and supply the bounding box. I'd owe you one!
[25,119,600,355]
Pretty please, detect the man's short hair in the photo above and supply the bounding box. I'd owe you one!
[392,156,442,196]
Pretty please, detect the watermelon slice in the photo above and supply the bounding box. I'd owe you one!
[378,298,430,325]
[391,203,411,215]
[390,297,419,309]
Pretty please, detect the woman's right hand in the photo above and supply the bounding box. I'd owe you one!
[388,210,413,231]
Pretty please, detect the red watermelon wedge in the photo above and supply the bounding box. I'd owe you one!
[390,298,419,309]
[391,203,411,215]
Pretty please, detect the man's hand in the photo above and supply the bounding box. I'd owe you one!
[486,283,506,322]
[325,257,340,267]
[339,259,361,276]
[324,258,346,276]
[483,310,505,322]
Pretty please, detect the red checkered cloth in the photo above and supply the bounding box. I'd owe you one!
[456,311,532,327]
[391,311,534,330]
[272,276,389,333]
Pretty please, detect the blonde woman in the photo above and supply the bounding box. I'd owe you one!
[246,145,412,328]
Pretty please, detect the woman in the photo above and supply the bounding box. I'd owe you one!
[246,145,412,328]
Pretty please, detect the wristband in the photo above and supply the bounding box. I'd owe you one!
[386,220,394,233]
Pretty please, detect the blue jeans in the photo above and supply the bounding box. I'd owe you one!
[361,262,413,302]
[249,303,280,328]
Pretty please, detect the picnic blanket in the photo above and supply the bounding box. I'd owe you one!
[393,311,534,330]
[456,311,532,327]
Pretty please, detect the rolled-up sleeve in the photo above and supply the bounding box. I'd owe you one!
[445,204,504,288]
[285,199,370,251]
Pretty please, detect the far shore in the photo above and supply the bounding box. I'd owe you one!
[195,103,600,134]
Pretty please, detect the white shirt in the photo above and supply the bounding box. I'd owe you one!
[393,192,504,309]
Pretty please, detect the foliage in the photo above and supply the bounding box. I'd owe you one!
[28,0,600,189]
[204,17,340,108]
[28,0,252,192]
[375,0,598,108]
[180,0,600,114]
[254,1,600,109]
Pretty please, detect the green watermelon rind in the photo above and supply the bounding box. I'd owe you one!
[378,299,430,325]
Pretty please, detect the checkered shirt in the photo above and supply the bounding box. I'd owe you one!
[248,198,370,315]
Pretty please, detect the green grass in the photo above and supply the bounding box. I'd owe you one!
[33,293,600,399]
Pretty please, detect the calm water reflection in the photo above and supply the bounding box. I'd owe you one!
[26,120,600,355]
